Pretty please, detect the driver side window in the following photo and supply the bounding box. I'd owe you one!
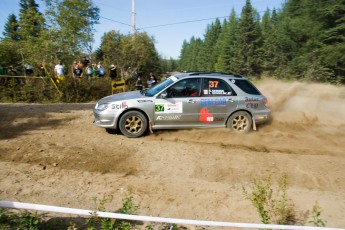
[167,78,201,98]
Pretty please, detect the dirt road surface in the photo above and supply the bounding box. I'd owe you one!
[1,79,344,229]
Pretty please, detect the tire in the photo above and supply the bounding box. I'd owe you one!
[119,111,148,138]
[227,111,252,133]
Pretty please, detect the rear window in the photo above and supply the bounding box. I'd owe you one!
[232,79,261,95]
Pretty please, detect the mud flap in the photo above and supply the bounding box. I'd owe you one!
[252,116,257,131]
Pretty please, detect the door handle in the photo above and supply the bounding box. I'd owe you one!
[187,99,197,103]
[228,98,234,102]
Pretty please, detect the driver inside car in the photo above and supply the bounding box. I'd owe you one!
[184,83,198,97]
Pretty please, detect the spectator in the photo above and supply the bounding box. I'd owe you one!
[8,65,17,75]
[86,63,93,80]
[72,61,83,78]
[135,76,143,90]
[54,61,65,83]
[109,64,117,80]
[38,64,46,77]
[132,69,139,79]
[24,64,34,76]
[97,62,105,77]
[92,63,98,77]
[147,72,157,88]
[82,56,90,68]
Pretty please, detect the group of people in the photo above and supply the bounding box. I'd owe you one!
[54,57,118,83]
[135,72,160,90]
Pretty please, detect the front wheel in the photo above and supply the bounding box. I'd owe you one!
[119,111,148,138]
[227,111,252,133]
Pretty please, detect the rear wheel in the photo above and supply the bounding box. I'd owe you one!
[119,111,148,138]
[227,111,252,133]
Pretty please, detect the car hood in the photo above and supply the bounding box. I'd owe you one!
[97,91,147,104]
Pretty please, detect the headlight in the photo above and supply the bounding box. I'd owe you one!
[96,103,109,111]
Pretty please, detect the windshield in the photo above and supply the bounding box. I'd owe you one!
[144,76,177,97]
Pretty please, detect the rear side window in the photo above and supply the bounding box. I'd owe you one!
[232,79,261,95]
[201,78,235,96]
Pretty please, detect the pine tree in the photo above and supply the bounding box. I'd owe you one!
[198,19,222,72]
[235,0,262,76]
[3,14,20,41]
[216,9,239,74]
[18,0,45,38]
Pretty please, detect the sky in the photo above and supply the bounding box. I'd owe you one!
[0,0,285,59]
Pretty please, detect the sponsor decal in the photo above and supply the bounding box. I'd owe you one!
[199,107,213,124]
[155,104,165,112]
[210,89,225,95]
[203,89,209,95]
[205,117,224,122]
[155,102,183,113]
[111,101,128,109]
[156,115,181,120]
[245,97,259,108]
[137,99,153,103]
[200,98,227,106]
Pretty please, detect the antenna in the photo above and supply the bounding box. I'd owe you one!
[132,0,136,34]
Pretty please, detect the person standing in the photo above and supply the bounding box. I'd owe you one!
[82,56,90,68]
[72,61,83,78]
[54,61,65,83]
[86,63,93,80]
[97,62,105,77]
[109,65,117,80]
[92,63,98,78]
[135,76,143,90]
[147,72,157,88]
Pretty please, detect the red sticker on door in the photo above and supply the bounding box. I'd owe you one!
[199,107,214,124]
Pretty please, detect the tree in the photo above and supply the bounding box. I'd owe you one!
[179,37,203,71]
[215,9,239,74]
[44,0,100,57]
[235,0,262,76]
[198,19,222,71]
[98,32,160,80]
[18,0,45,38]
[3,14,20,41]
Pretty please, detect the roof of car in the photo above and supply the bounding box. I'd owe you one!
[173,72,244,79]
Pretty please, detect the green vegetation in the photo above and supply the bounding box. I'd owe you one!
[0,77,112,103]
[179,0,345,84]
[243,174,327,227]
[309,201,326,227]
[0,208,44,230]
[242,174,297,225]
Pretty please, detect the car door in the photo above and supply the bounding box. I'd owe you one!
[198,78,238,126]
[153,78,202,127]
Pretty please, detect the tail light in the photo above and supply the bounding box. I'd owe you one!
[262,98,268,106]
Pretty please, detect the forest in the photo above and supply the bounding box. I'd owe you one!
[0,0,344,84]
[179,0,344,84]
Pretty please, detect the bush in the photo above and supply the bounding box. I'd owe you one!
[0,76,115,103]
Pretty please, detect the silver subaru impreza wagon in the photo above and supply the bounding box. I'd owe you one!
[93,72,270,138]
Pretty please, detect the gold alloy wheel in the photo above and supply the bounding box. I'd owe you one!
[124,115,143,134]
[232,114,249,131]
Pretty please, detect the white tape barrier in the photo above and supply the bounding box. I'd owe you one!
[0,201,343,230]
